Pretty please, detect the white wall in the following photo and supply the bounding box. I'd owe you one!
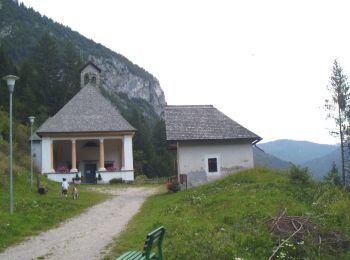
[40,136,134,181]
[96,171,134,183]
[178,141,254,183]
[32,140,42,171]
[41,137,52,173]
[123,135,133,171]
[47,172,81,183]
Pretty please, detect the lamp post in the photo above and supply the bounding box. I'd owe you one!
[3,75,19,214]
[28,116,35,190]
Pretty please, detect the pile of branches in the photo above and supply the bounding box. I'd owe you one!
[267,209,350,259]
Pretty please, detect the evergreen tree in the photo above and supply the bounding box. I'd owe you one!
[31,32,62,116]
[325,59,349,186]
[13,59,36,121]
[61,41,82,104]
[0,46,16,111]
[152,119,174,177]
[324,161,342,186]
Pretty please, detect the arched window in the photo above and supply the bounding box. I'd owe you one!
[91,75,96,85]
[84,73,89,85]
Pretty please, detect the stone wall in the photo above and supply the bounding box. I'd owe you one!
[186,171,208,188]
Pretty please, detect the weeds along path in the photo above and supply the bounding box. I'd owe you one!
[0,187,158,260]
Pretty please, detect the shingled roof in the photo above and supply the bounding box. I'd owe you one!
[37,85,135,135]
[164,105,261,142]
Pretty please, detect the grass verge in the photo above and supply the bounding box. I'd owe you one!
[108,168,350,259]
[0,171,108,251]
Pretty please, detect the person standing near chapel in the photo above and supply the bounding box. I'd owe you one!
[61,178,69,198]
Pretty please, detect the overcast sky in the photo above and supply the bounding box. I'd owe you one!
[19,0,350,144]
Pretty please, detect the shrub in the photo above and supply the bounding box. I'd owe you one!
[289,165,311,185]
[134,174,149,185]
[167,180,180,192]
[109,178,123,184]
[324,161,342,186]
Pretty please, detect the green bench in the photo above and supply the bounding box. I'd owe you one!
[117,226,165,260]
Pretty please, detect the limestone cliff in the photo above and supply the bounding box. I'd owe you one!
[90,56,166,116]
[0,0,167,116]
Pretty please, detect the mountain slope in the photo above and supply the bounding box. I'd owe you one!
[253,146,291,170]
[258,139,338,164]
[302,148,341,180]
[0,0,166,115]
[0,0,175,178]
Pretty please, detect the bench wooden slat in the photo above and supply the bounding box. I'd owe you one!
[117,226,165,260]
[117,250,143,260]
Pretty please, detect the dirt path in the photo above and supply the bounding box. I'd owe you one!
[0,187,158,260]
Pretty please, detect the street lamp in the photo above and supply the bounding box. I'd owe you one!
[28,116,35,190]
[3,75,19,214]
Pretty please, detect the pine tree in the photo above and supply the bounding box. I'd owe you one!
[325,59,349,186]
[31,32,62,116]
[0,46,16,111]
[324,161,342,186]
[61,41,82,104]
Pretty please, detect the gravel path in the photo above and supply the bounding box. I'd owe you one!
[0,187,158,260]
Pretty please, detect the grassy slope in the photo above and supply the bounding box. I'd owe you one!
[0,111,109,251]
[109,168,350,259]
[0,168,108,251]
[0,174,108,251]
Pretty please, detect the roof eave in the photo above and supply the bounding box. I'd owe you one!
[37,130,136,138]
[166,136,261,144]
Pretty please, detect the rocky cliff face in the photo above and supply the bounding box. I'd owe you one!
[0,0,167,117]
[90,56,166,116]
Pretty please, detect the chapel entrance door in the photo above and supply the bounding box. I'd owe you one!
[84,163,97,184]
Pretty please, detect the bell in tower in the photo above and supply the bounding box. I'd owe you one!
[80,62,102,88]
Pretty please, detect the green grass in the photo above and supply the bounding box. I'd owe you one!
[0,171,108,251]
[108,168,350,260]
[0,114,109,251]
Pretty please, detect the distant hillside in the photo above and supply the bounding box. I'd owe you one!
[0,0,166,115]
[302,148,341,180]
[253,146,291,170]
[0,0,174,178]
[258,139,338,164]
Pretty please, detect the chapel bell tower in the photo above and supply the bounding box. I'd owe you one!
[80,62,102,88]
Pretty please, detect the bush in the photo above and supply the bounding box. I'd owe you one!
[324,161,342,186]
[109,178,123,184]
[134,174,149,185]
[167,180,180,192]
[289,165,311,185]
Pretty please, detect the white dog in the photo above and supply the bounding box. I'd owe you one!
[72,186,79,200]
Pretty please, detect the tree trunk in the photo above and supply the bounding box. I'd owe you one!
[339,106,346,186]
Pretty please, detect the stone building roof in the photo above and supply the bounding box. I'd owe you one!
[29,133,41,141]
[79,61,101,73]
[164,105,261,142]
[37,85,135,135]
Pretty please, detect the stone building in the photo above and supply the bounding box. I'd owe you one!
[34,62,136,183]
[164,105,261,187]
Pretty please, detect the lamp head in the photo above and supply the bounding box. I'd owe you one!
[3,75,20,93]
[28,116,35,125]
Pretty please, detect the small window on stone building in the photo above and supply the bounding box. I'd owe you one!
[91,75,96,85]
[208,158,217,172]
[84,73,89,85]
